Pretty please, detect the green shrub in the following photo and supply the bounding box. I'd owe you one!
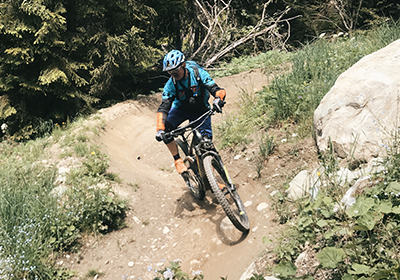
[0,116,126,279]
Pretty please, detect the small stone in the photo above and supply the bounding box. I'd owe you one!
[244,201,253,207]
[234,154,242,160]
[257,202,268,211]
[132,216,140,224]
[193,228,202,235]
[163,226,170,234]
[128,261,134,267]
[270,190,279,196]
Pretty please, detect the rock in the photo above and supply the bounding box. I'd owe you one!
[128,261,134,267]
[193,228,202,235]
[340,175,372,208]
[244,201,253,207]
[314,39,400,164]
[239,261,256,280]
[239,261,280,280]
[286,170,319,200]
[270,190,279,197]
[162,226,170,234]
[257,202,269,211]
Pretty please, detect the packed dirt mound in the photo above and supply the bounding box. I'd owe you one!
[63,69,319,279]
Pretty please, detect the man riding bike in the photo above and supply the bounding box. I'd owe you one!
[155,50,226,174]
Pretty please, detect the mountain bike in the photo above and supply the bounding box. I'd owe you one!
[164,107,250,232]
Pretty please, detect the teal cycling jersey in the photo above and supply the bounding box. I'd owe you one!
[160,64,218,114]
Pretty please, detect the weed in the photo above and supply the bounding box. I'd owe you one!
[254,132,276,178]
[84,269,104,279]
[129,182,140,191]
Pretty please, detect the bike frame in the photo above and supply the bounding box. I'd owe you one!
[168,109,236,193]
[165,108,250,232]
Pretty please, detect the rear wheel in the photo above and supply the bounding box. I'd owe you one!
[176,139,205,200]
[204,155,250,232]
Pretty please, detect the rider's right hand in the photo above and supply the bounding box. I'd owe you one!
[213,98,225,113]
[155,130,165,142]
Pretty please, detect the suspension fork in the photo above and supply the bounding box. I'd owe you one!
[202,150,236,192]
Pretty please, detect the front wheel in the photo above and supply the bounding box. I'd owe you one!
[203,155,250,232]
[176,139,205,200]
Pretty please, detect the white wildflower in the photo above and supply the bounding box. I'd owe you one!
[163,268,174,280]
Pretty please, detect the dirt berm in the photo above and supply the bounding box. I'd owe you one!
[64,69,318,279]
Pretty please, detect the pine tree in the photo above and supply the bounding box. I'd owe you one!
[0,0,160,140]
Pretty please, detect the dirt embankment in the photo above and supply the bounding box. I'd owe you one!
[63,69,319,280]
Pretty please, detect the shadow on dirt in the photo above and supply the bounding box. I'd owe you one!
[174,191,249,246]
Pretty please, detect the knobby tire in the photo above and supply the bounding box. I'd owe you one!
[176,139,205,200]
[203,155,250,232]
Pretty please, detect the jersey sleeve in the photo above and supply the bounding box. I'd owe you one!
[158,79,175,114]
[156,79,176,131]
[198,68,225,99]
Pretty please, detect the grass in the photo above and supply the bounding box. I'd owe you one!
[0,116,127,280]
[224,21,400,280]
[260,21,400,134]
[209,50,293,78]
[1,18,400,280]
[216,21,400,154]
[210,20,400,280]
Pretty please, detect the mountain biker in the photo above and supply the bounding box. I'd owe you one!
[155,49,226,175]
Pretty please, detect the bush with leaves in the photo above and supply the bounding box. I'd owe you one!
[270,139,400,279]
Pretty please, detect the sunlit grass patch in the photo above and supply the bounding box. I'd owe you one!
[0,113,126,280]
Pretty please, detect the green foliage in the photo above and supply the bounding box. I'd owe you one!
[0,0,399,140]
[259,20,400,135]
[214,52,290,149]
[152,260,203,280]
[0,0,160,140]
[316,247,346,269]
[270,133,400,279]
[0,115,126,279]
[210,51,293,78]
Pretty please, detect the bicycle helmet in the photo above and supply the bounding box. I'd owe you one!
[163,50,185,71]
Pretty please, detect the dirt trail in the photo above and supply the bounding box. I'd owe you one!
[66,69,286,280]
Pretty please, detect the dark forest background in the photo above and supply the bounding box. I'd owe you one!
[0,0,399,139]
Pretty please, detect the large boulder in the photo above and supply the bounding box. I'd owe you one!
[314,39,400,164]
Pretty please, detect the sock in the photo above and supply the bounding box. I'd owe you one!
[173,154,180,161]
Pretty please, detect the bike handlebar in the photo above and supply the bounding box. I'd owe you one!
[165,107,217,139]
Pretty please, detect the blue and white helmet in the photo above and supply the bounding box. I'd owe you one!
[163,50,185,71]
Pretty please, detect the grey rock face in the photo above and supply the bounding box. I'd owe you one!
[314,39,400,163]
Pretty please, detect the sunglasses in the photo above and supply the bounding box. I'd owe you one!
[167,66,182,75]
